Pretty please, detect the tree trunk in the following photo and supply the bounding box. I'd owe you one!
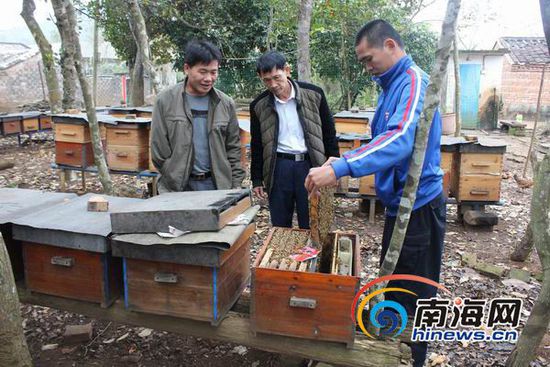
[379,0,461,277]
[266,5,274,50]
[522,64,546,177]
[52,0,113,194]
[20,0,62,113]
[541,0,550,50]
[506,153,550,366]
[92,3,100,106]
[130,51,144,106]
[51,0,79,110]
[506,5,550,362]
[453,32,461,136]
[510,223,534,262]
[126,0,158,96]
[340,18,351,111]
[0,235,32,367]
[297,0,313,82]
[370,0,461,330]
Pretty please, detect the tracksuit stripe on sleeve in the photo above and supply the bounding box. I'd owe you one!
[346,67,421,163]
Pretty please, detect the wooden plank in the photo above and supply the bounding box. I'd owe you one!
[40,115,52,129]
[22,242,104,303]
[358,175,376,196]
[252,268,358,345]
[337,176,350,193]
[106,124,149,147]
[440,151,453,172]
[334,118,369,134]
[22,118,39,132]
[107,145,149,171]
[459,153,503,175]
[18,288,409,367]
[218,196,252,229]
[55,123,91,143]
[253,229,276,267]
[458,175,501,202]
[216,239,251,324]
[125,258,213,321]
[278,259,289,270]
[219,223,255,265]
[2,120,22,135]
[259,248,273,268]
[55,142,94,167]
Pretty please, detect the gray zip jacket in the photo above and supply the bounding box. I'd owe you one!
[151,80,245,192]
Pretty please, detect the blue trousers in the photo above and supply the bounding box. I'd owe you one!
[185,177,216,191]
[380,192,446,367]
[268,157,311,229]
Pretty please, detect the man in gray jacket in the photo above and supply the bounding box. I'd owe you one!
[151,40,244,193]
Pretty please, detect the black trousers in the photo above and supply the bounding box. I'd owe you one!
[268,157,311,229]
[380,192,446,367]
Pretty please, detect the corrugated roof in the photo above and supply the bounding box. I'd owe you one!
[499,37,550,65]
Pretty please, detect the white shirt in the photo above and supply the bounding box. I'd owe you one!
[274,82,307,154]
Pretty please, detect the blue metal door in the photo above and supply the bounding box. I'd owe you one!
[459,64,481,129]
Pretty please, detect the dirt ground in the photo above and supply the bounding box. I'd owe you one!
[0,128,548,367]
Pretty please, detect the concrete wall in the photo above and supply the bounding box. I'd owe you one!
[500,58,550,120]
[0,55,177,112]
[444,53,504,129]
[0,53,46,112]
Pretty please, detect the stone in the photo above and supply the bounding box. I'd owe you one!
[63,323,93,344]
[473,261,506,278]
[509,268,531,282]
[463,210,498,227]
[461,252,477,267]
[41,344,58,351]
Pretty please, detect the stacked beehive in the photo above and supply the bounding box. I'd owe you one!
[440,136,506,202]
[109,189,255,325]
[0,111,52,136]
[336,133,375,196]
[53,114,107,168]
[5,188,256,325]
[52,112,152,171]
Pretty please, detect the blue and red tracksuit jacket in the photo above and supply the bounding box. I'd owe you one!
[331,56,443,216]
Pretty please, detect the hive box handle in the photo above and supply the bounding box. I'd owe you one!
[470,190,490,195]
[289,296,317,309]
[154,272,178,283]
[51,256,74,267]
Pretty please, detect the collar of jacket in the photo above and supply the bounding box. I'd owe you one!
[372,55,413,91]
[180,77,221,132]
[267,77,302,108]
[181,76,221,104]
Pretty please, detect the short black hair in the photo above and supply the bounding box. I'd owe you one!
[184,40,222,67]
[355,19,404,48]
[256,51,286,74]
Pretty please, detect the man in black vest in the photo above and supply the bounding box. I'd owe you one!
[250,51,339,229]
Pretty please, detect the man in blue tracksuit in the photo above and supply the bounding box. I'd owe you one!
[305,20,445,367]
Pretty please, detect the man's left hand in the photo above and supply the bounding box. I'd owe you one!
[305,165,337,193]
